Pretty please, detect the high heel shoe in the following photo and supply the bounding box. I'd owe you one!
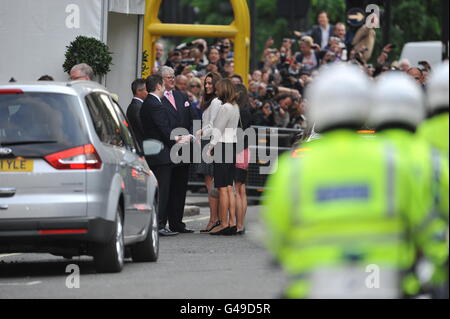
[224,226,237,236]
[236,228,246,235]
[209,226,230,236]
[200,221,221,233]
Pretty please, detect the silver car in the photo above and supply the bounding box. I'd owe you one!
[0,81,161,273]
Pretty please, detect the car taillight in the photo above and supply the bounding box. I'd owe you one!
[44,144,102,170]
[0,89,23,94]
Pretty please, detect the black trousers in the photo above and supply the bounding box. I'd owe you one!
[150,164,172,230]
[151,163,190,231]
[168,164,190,231]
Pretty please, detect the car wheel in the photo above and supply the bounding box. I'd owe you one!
[94,206,125,273]
[130,203,159,262]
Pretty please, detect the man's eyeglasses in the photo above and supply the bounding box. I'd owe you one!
[163,76,175,80]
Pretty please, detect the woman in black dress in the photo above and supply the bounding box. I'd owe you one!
[195,72,222,233]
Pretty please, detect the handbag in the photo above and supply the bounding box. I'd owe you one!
[236,148,251,170]
[235,115,250,170]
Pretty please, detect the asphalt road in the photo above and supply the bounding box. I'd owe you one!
[0,203,287,299]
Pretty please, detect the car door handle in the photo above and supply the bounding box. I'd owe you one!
[0,188,16,198]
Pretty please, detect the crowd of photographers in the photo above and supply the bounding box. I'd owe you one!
[153,10,432,133]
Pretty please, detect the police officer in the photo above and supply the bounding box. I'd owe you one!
[370,72,449,298]
[262,64,426,299]
[418,62,449,157]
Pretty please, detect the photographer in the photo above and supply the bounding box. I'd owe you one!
[206,46,225,75]
[273,94,294,128]
[165,49,182,70]
[214,38,234,60]
[281,38,296,61]
[252,101,275,127]
[295,36,324,72]
[288,97,307,130]
[328,37,347,61]
[279,59,304,95]
[251,85,279,127]
[174,57,197,77]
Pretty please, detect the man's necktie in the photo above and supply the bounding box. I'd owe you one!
[165,91,177,110]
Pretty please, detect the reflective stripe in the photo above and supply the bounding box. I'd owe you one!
[385,144,396,218]
[289,232,403,249]
[417,149,444,232]
[290,157,302,225]
[281,239,414,273]
[287,218,403,241]
[431,148,441,211]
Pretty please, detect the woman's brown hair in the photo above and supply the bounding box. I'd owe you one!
[200,72,222,111]
[216,79,238,105]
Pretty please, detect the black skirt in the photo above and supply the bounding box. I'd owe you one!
[234,168,248,184]
[213,142,236,188]
[195,139,214,177]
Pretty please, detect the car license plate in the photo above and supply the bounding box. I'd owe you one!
[0,158,34,172]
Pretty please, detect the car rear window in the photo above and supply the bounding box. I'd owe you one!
[0,92,88,157]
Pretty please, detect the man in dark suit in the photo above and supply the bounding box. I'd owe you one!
[160,66,198,233]
[308,11,335,50]
[140,74,179,236]
[126,79,148,147]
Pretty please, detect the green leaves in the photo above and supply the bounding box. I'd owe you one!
[63,36,113,76]
[309,0,346,25]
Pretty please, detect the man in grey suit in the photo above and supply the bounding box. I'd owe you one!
[126,79,148,147]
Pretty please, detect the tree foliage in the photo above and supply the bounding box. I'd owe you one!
[179,0,443,62]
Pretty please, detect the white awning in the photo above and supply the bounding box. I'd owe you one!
[109,0,145,15]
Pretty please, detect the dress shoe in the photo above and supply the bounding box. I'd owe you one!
[174,228,195,233]
[158,228,179,236]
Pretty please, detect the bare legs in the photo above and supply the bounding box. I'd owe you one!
[211,185,236,233]
[204,175,219,229]
[235,182,247,231]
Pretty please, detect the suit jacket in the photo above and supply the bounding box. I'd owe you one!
[140,94,177,166]
[161,90,198,135]
[162,90,199,165]
[309,24,335,49]
[126,98,144,147]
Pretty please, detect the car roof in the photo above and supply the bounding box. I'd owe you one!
[0,81,110,97]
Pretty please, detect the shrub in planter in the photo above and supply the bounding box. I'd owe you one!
[63,36,113,77]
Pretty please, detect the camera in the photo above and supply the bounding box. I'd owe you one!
[254,100,263,109]
[180,58,195,65]
[265,85,278,100]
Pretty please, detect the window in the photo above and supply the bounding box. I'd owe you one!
[0,92,87,153]
[85,93,124,147]
[110,99,141,154]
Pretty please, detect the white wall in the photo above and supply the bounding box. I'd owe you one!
[0,0,103,82]
[105,12,141,111]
